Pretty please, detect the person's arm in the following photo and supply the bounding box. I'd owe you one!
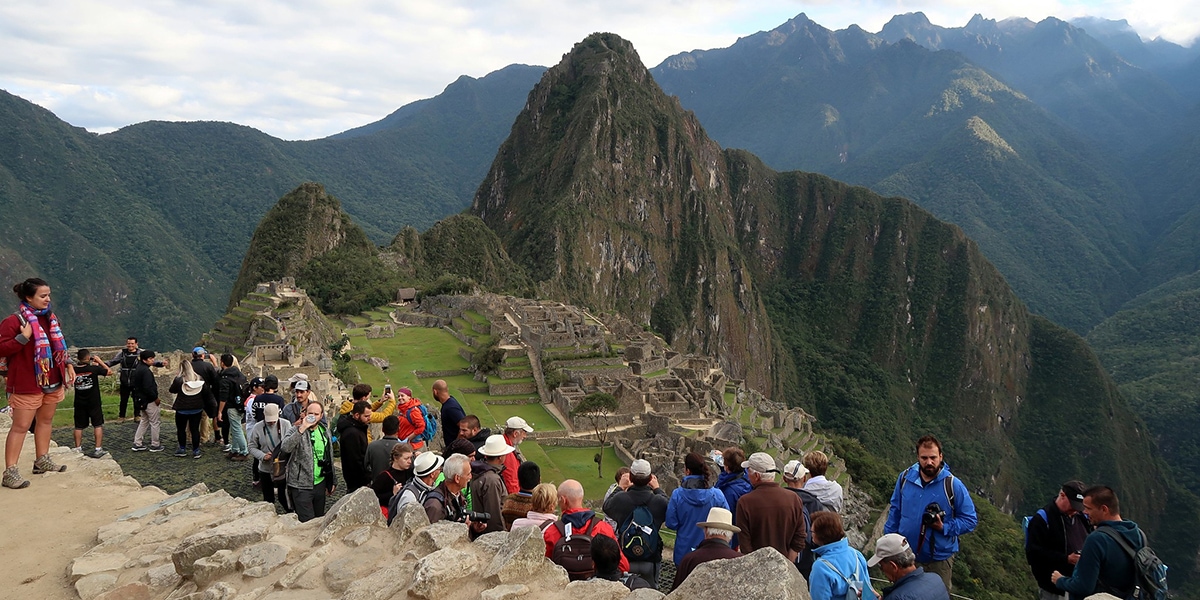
[105,351,123,367]
[665,493,680,531]
[247,427,268,460]
[602,490,623,520]
[168,377,182,396]
[280,426,303,453]
[1055,534,1104,594]
[884,471,905,534]
[944,478,978,536]
[0,317,26,357]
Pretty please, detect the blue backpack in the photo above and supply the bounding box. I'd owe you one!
[405,403,438,445]
[1022,508,1049,546]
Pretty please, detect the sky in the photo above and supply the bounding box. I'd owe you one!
[2,1,1197,141]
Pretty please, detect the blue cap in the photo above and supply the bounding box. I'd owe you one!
[192,346,206,355]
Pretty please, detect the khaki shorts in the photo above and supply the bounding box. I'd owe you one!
[7,386,66,410]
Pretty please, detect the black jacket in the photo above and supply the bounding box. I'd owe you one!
[191,358,219,413]
[602,484,669,561]
[131,362,158,407]
[1026,500,1093,593]
[169,377,205,412]
[466,427,491,452]
[338,417,371,492]
[108,349,142,385]
[217,366,247,410]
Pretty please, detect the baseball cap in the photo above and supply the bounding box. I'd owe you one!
[294,380,310,391]
[263,404,280,423]
[263,374,279,389]
[741,452,778,473]
[249,377,265,389]
[505,416,534,432]
[867,533,912,567]
[783,460,808,481]
[414,452,445,477]
[192,346,206,355]
[630,459,652,477]
[1062,480,1086,512]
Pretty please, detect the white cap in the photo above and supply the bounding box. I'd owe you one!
[505,416,534,432]
[867,533,912,567]
[741,452,778,473]
[263,404,280,423]
[630,459,652,477]
[293,380,310,391]
[783,460,808,481]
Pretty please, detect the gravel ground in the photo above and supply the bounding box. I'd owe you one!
[53,419,346,511]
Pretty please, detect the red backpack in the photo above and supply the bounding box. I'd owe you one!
[550,516,600,580]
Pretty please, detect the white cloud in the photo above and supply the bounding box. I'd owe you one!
[0,0,1196,140]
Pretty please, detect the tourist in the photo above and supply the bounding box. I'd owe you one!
[169,360,207,459]
[189,347,221,446]
[280,379,308,424]
[602,458,668,588]
[338,383,397,442]
[735,452,806,560]
[389,451,444,525]
[337,400,373,493]
[602,466,631,507]
[808,512,876,600]
[131,350,164,453]
[803,450,844,512]
[71,349,110,458]
[1051,486,1146,599]
[884,435,978,591]
[427,453,476,526]
[545,479,629,578]
[715,446,752,548]
[372,442,413,513]
[671,507,743,591]
[251,375,286,425]
[216,354,249,460]
[247,403,292,512]
[511,482,559,530]
[390,387,430,449]
[1027,481,1092,600]
[281,400,336,522]
[665,452,729,565]
[587,534,654,590]
[433,379,465,448]
[501,461,541,530]
[501,416,533,493]
[1,278,74,489]
[244,377,265,487]
[470,434,515,538]
[868,534,948,600]
[106,337,142,420]
[364,415,403,480]
[457,414,490,452]
[783,459,827,578]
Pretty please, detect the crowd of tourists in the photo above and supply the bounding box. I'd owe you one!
[0,277,1166,599]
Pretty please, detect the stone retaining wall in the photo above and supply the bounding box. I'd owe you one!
[488,381,537,396]
[413,369,469,378]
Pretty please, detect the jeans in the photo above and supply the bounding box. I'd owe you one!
[176,412,202,450]
[290,485,328,523]
[227,409,248,455]
[134,402,161,446]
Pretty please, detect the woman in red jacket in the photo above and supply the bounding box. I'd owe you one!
[1,278,75,489]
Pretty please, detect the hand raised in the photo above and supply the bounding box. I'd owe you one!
[19,319,32,339]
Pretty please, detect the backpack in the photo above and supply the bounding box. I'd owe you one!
[1097,526,1169,600]
[404,403,438,445]
[387,480,445,526]
[1022,508,1049,547]
[0,313,28,377]
[818,558,866,600]
[617,504,660,561]
[550,516,601,580]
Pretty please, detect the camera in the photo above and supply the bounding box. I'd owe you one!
[465,511,490,523]
[922,502,945,526]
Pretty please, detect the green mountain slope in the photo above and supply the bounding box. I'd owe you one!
[468,32,1199,591]
[651,15,1144,332]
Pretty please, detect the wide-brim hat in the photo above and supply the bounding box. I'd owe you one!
[696,507,740,533]
[414,452,445,477]
[182,380,204,396]
[479,434,516,457]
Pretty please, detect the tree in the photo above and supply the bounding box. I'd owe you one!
[571,392,619,477]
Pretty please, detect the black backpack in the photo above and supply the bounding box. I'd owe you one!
[617,504,660,561]
[551,516,601,580]
[1097,526,1169,600]
[794,487,828,578]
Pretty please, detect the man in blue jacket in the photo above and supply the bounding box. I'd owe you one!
[884,435,978,592]
[868,533,949,600]
[1052,486,1143,600]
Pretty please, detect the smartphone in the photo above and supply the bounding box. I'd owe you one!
[305,415,317,424]
[385,384,392,394]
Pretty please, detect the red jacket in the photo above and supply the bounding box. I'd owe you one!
[502,432,522,493]
[0,313,65,395]
[396,398,426,450]
[542,507,629,572]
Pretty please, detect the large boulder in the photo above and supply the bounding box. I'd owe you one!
[171,511,274,577]
[561,579,630,600]
[389,501,431,547]
[316,486,383,544]
[409,521,470,558]
[666,547,811,600]
[482,525,552,584]
[410,547,482,599]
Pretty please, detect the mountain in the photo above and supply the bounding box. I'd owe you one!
[651,14,1144,333]
[464,32,1198,591]
[0,64,543,349]
[1068,17,1200,102]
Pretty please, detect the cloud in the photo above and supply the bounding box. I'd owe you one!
[0,0,1196,140]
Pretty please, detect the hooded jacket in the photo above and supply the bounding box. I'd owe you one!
[469,461,508,538]
[247,419,293,473]
[337,416,371,492]
[883,463,978,562]
[1026,500,1094,593]
[809,538,878,600]
[169,376,205,412]
[665,475,730,564]
[1055,519,1143,599]
[281,422,336,492]
[716,470,752,547]
[543,507,630,573]
[804,475,845,512]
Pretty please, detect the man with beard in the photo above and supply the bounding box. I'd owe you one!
[883,435,978,592]
[1027,481,1093,600]
[337,400,373,493]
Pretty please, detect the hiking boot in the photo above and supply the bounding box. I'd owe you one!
[192,449,202,460]
[174,447,188,457]
[88,448,108,459]
[2,466,29,489]
[148,444,165,453]
[32,454,66,474]
[131,443,147,452]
